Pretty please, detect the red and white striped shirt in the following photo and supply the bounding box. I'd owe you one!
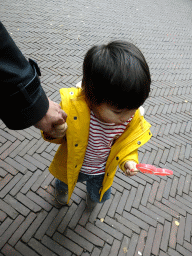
[80,111,133,175]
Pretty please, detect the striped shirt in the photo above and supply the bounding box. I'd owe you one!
[80,111,133,175]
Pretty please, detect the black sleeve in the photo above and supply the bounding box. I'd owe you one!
[0,22,49,130]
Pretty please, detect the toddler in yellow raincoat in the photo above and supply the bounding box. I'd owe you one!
[42,40,152,210]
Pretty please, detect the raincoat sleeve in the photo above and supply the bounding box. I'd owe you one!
[119,149,139,172]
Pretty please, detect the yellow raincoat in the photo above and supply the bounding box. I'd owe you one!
[42,87,152,203]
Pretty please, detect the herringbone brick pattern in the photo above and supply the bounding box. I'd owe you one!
[0,0,192,255]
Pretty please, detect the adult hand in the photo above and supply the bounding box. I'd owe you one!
[124,161,139,176]
[34,98,67,136]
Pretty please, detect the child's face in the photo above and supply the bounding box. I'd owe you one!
[91,103,136,124]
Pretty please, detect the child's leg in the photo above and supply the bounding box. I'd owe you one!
[86,174,111,203]
[55,179,68,205]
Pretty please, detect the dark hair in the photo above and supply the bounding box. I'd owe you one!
[82,40,151,110]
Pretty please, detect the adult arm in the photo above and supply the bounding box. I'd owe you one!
[0,22,66,131]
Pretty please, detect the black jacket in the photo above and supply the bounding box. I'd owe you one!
[0,22,49,130]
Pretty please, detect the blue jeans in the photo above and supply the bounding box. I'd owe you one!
[56,172,111,203]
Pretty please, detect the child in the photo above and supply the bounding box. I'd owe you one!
[41,40,152,210]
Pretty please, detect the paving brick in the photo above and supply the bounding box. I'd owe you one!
[46,206,68,236]
[4,194,30,216]
[9,212,36,246]
[156,179,166,201]
[100,243,111,256]
[0,217,13,237]
[170,176,179,197]
[26,190,52,211]
[183,241,192,253]
[28,238,58,256]
[68,200,86,229]
[159,250,169,256]
[31,168,50,192]
[124,187,137,212]
[24,154,46,170]
[91,247,101,256]
[75,224,104,247]
[176,244,192,256]
[123,211,149,231]
[0,173,22,198]
[36,187,60,208]
[105,215,132,237]
[154,200,179,218]
[95,219,123,240]
[86,222,114,244]
[163,178,172,199]
[108,191,121,218]
[53,232,83,255]
[177,175,185,196]
[184,213,192,242]
[116,189,129,214]
[139,204,164,224]
[148,181,159,204]
[0,140,21,160]
[35,208,58,240]
[4,157,27,174]
[98,195,113,220]
[66,228,93,252]
[134,230,147,256]
[131,208,157,227]
[15,241,40,256]
[0,199,18,219]
[118,236,130,256]
[168,248,182,256]
[141,183,151,206]
[15,192,41,212]
[22,210,48,243]
[0,167,7,177]
[0,130,16,142]
[116,172,138,188]
[175,195,192,214]
[169,218,179,249]
[108,239,121,256]
[0,215,24,249]
[1,244,23,256]
[0,173,13,190]
[19,139,38,156]
[143,227,156,256]
[147,203,172,221]
[15,155,37,172]
[41,235,72,256]
[0,209,7,222]
[162,198,186,216]
[152,223,163,255]
[58,203,78,233]
[115,213,140,234]
[125,233,139,256]
[183,174,191,194]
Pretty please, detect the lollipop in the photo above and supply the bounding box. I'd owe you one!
[136,164,173,176]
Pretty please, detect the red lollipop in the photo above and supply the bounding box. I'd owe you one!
[136,164,173,176]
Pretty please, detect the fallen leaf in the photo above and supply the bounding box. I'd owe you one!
[184,100,188,103]
[123,247,127,253]
[100,218,104,222]
[175,221,179,226]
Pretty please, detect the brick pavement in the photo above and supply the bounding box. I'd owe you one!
[1,0,192,255]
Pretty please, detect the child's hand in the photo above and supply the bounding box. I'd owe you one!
[124,161,139,176]
[46,122,68,138]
